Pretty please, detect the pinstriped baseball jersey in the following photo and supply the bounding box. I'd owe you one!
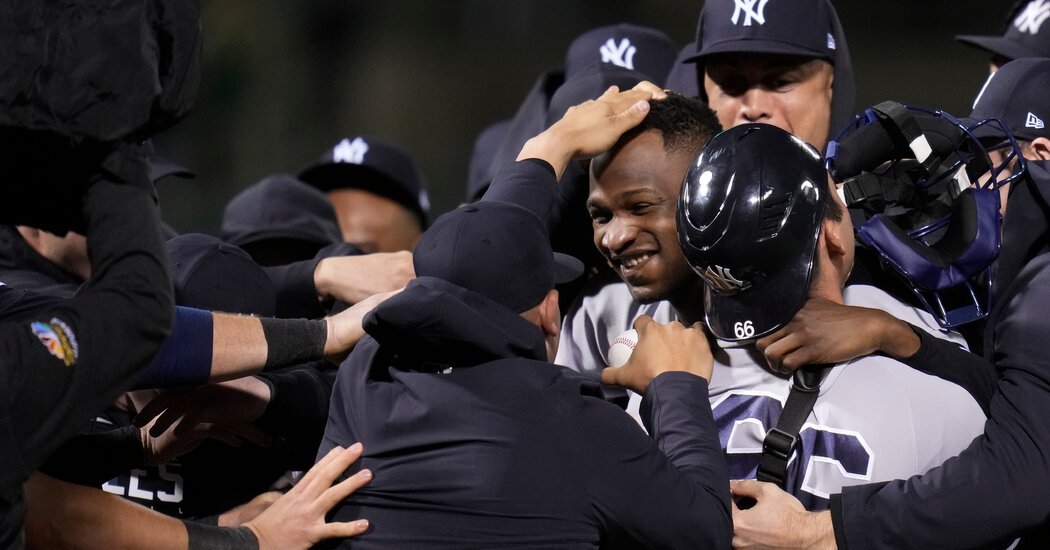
[555,281,986,509]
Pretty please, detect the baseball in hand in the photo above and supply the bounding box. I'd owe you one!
[607,328,638,367]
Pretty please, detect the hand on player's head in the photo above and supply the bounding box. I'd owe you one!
[600,315,714,393]
[516,82,666,179]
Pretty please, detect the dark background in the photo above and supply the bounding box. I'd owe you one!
[155,1,1012,234]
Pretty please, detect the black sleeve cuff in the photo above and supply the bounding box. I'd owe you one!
[829,493,850,550]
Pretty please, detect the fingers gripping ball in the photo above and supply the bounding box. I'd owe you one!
[607,329,638,367]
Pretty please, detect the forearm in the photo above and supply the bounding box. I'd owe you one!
[481,159,566,232]
[896,325,997,413]
[641,372,733,547]
[26,472,188,550]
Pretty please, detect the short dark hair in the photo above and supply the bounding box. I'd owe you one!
[823,184,844,222]
[621,92,722,157]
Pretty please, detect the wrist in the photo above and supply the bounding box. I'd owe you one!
[313,259,332,302]
[517,134,572,180]
[876,313,921,359]
[799,510,837,550]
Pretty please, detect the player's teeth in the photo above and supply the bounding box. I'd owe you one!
[623,254,651,268]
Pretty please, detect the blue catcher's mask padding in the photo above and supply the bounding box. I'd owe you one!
[825,101,1027,327]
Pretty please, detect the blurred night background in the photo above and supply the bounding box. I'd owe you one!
[154,0,1012,233]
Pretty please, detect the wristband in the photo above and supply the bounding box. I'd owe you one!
[183,521,258,550]
[259,317,327,370]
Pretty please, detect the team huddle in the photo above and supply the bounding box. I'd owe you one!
[3,0,1050,549]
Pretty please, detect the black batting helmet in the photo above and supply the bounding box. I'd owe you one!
[676,123,829,341]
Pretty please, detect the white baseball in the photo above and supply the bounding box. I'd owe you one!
[607,328,638,368]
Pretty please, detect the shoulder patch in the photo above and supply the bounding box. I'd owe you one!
[30,318,79,367]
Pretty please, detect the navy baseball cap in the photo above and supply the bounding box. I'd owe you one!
[963,57,1050,142]
[565,23,679,84]
[220,173,341,253]
[298,136,430,228]
[167,233,276,316]
[664,42,702,97]
[413,201,584,313]
[465,119,511,203]
[687,0,841,63]
[957,1,1050,61]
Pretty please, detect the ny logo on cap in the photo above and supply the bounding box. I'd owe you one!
[701,265,749,293]
[1027,112,1045,129]
[732,0,770,27]
[599,38,637,70]
[333,137,369,164]
[1014,0,1050,35]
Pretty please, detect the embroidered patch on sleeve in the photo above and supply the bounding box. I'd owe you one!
[30,318,80,367]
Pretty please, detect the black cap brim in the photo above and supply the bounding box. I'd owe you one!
[553,252,585,284]
[704,235,818,342]
[955,34,1034,61]
[685,38,832,65]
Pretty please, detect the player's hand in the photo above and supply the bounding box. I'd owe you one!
[755,297,920,375]
[218,491,282,527]
[245,444,372,550]
[134,377,273,465]
[517,82,668,179]
[314,251,414,306]
[323,288,401,363]
[601,315,714,393]
[730,479,836,549]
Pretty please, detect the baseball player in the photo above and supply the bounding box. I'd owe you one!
[731,57,1050,550]
[496,85,986,510]
[682,0,855,153]
[298,137,430,254]
[957,0,1050,71]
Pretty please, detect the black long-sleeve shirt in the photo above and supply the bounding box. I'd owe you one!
[0,146,173,547]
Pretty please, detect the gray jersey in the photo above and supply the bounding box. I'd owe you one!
[555,282,986,509]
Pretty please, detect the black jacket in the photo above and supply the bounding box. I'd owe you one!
[0,146,173,548]
[318,276,732,549]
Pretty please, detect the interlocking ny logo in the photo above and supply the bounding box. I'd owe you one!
[600,38,637,70]
[1027,112,1045,129]
[1015,0,1050,34]
[333,137,369,164]
[702,265,749,293]
[732,0,770,26]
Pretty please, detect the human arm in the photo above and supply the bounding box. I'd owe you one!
[514,82,666,180]
[729,480,836,550]
[135,364,335,469]
[741,259,1050,549]
[756,297,998,413]
[0,145,173,486]
[134,289,397,388]
[592,316,732,547]
[25,445,372,550]
[483,83,666,228]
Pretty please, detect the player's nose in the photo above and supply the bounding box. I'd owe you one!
[738,88,773,124]
[601,215,638,255]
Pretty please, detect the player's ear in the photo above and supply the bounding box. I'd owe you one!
[1030,137,1050,161]
[538,289,561,338]
[821,216,848,259]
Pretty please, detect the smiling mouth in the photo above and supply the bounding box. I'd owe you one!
[614,253,655,274]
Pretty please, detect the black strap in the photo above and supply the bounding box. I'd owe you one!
[756,365,832,488]
[871,101,941,174]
